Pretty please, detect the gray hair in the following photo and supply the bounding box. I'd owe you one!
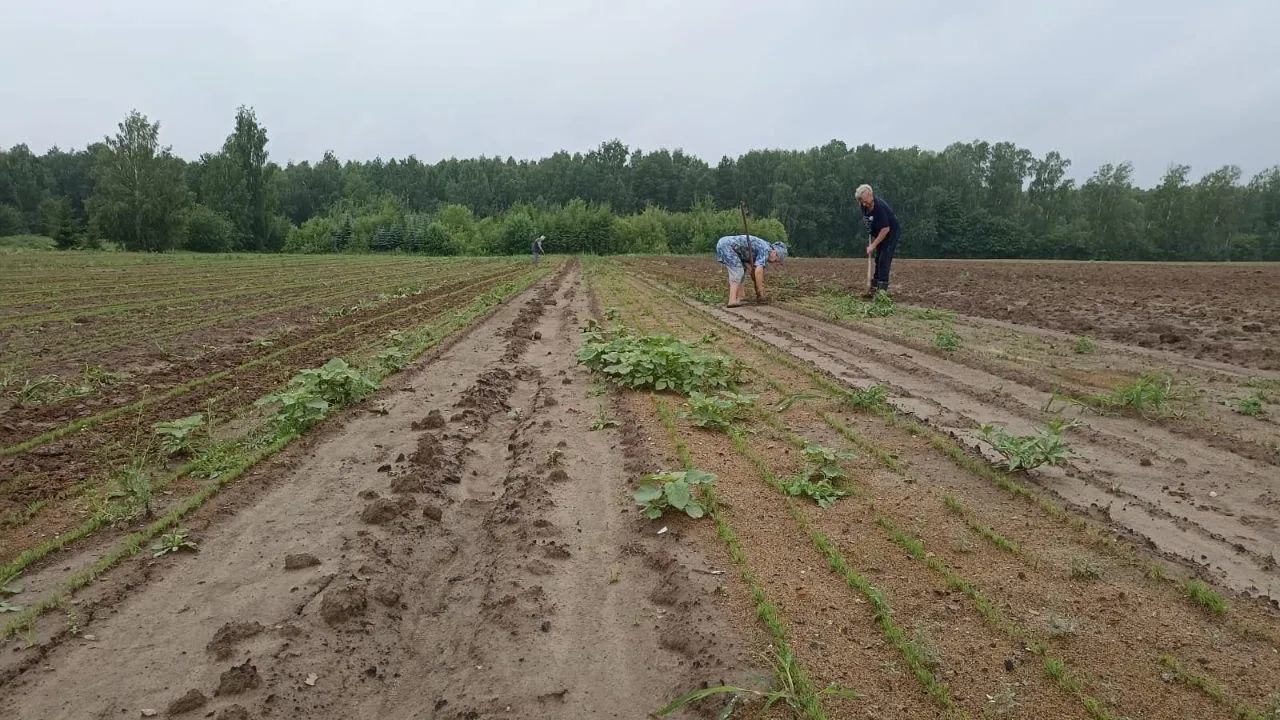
[854,184,873,201]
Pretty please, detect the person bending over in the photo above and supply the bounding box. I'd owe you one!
[714,234,787,308]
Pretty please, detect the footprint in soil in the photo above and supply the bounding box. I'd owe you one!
[283,553,320,570]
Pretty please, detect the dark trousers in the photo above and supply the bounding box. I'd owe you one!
[873,238,898,290]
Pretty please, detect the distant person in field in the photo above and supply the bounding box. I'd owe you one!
[714,234,788,308]
[856,184,901,298]
[531,234,545,264]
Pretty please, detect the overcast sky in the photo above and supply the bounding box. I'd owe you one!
[2,0,1277,186]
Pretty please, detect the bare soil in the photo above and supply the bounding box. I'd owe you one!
[0,263,758,719]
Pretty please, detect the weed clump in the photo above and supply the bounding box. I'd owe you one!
[980,419,1078,471]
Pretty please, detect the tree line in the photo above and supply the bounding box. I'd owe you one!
[1,107,1277,260]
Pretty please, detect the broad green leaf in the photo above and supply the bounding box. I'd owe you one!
[664,480,692,510]
[633,485,663,504]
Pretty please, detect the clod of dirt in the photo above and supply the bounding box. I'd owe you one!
[320,584,368,626]
[412,410,447,430]
[207,621,266,660]
[216,707,250,720]
[215,660,262,696]
[357,489,380,500]
[166,688,208,715]
[361,496,415,524]
[284,553,321,571]
[1140,457,1154,467]
[395,452,406,463]
[533,331,542,340]
[542,394,558,407]
[377,463,392,472]
[546,469,569,483]
[390,473,424,494]
[410,433,444,468]
[422,504,443,521]
[373,585,402,607]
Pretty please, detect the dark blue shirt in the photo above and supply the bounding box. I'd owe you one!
[862,197,901,243]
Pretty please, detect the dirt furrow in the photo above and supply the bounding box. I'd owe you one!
[0,262,751,720]
[717,301,1279,601]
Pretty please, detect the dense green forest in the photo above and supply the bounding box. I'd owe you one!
[1,107,1278,260]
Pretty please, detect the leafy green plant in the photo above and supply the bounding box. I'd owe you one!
[152,413,204,456]
[1075,372,1192,418]
[934,327,961,351]
[980,419,1078,471]
[824,291,895,321]
[1227,393,1265,417]
[782,443,856,509]
[1073,335,1097,354]
[633,469,716,520]
[841,384,888,409]
[375,346,409,372]
[151,529,199,557]
[117,464,155,519]
[680,390,757,431]
[578,320,739,394]
[255,358,378,436]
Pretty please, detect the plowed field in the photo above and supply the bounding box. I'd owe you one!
[2,253,1277,720]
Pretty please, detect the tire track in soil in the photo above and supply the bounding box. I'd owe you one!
[708,301,1280,602]
[1,262,752,720]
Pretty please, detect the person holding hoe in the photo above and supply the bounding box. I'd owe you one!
[531,234,545,264]
[715,234,788,308]
[855,184,901,298]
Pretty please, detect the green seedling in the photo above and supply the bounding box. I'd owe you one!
[782,442,855,509]
[841,384,888,410]
[980,419,1078,472]
[0,583,22,613]
[680,390,757,431]
[589,403,619,431]
[152,413,204,456]
[151,529,199,557]
[1183,579,1228,615]
[1071,372,1192,418]
[633,469,716,520]
[934,327,961,352]
[1227,393,1265,417]
[1073,336,1097,354]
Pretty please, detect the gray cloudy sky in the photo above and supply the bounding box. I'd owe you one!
[2,0,1278,186]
